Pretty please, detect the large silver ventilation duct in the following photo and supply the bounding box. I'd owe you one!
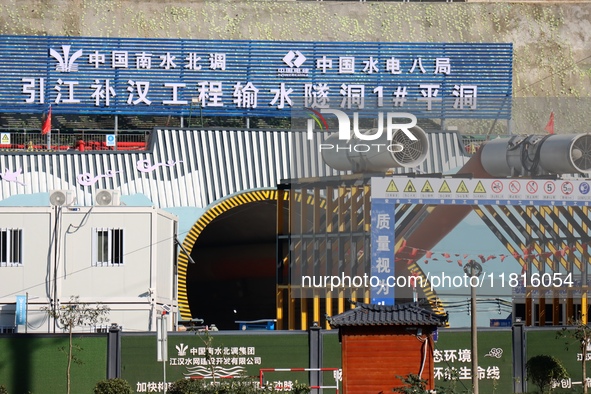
[320,126,430,173]
[480,134,591,177]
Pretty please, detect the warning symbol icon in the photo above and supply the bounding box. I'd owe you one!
[404,180,416,193]
[421,180,434,193]
[439,181,451,193]
[0,133,10,145]
[473,181,486,194]
[386,180,398,193]
[456,181,469,194]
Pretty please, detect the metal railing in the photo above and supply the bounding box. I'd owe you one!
[0,129,150,152]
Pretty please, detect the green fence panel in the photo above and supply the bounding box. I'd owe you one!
[0,334,107,394]
[527,328,591,393]
[320,331,342,393]
[121,331,311,393]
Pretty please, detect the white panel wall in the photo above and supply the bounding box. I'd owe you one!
[0,206,177,333]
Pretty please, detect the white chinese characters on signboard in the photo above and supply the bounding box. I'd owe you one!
[551,378,591,389]
[23,45,479,111]
[434,348,502,381]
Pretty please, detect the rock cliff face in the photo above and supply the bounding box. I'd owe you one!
[1,0,590,132]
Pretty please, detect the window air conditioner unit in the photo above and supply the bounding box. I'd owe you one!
[94,189,121,206]
[49,190,76,206]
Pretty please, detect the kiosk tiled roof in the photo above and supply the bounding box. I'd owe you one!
[327,302,448,328]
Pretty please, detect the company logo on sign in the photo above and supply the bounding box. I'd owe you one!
[307,109,417,141]
[278,50,309,77]
[307,109,418,155]
[49,45,83,73]
[175,343,188,356]
[305,108,329,131]
[307,109,418,154]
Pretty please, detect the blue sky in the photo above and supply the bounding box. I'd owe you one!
[419,210,520,328]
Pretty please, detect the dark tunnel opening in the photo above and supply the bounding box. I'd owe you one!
[186,200,278,330]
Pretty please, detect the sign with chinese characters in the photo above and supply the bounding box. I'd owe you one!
[0,36,512,118]
[434,347,502,381]
[527,329,591,391]
[370,199,396,304]
[372,177,591,207]
[121,332,318,394]
[435,330,512,392]
[15,295,26,325]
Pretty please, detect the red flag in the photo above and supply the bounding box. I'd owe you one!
[398,239,407,252]
[544,112,554,134]
[41,106,52,135]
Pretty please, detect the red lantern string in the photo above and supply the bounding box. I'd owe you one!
[391,242,586,266]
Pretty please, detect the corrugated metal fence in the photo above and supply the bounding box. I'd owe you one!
[0,128,468,208]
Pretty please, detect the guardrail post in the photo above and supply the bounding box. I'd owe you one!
[512,321,526,393]
[107,323,122,379]
[309,323,322,393]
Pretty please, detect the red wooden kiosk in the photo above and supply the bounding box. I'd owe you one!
[328,302,448,393]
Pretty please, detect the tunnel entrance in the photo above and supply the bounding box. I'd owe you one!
[186,199,277,330]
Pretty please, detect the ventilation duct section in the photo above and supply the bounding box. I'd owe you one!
[320,126,430,173]
[480,134,591,177]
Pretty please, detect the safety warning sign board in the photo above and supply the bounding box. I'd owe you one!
[0,133,10,145]
[371,177,591,206]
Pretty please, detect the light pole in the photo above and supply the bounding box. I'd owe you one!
[464,260,483,394]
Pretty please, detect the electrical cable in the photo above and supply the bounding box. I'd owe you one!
[417,334,428,379]
[66,206,94,233]
[26,311,48,330]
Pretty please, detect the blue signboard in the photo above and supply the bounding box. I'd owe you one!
[0,36,512,118]
[370,199,396,305]
[15,295,26,325]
